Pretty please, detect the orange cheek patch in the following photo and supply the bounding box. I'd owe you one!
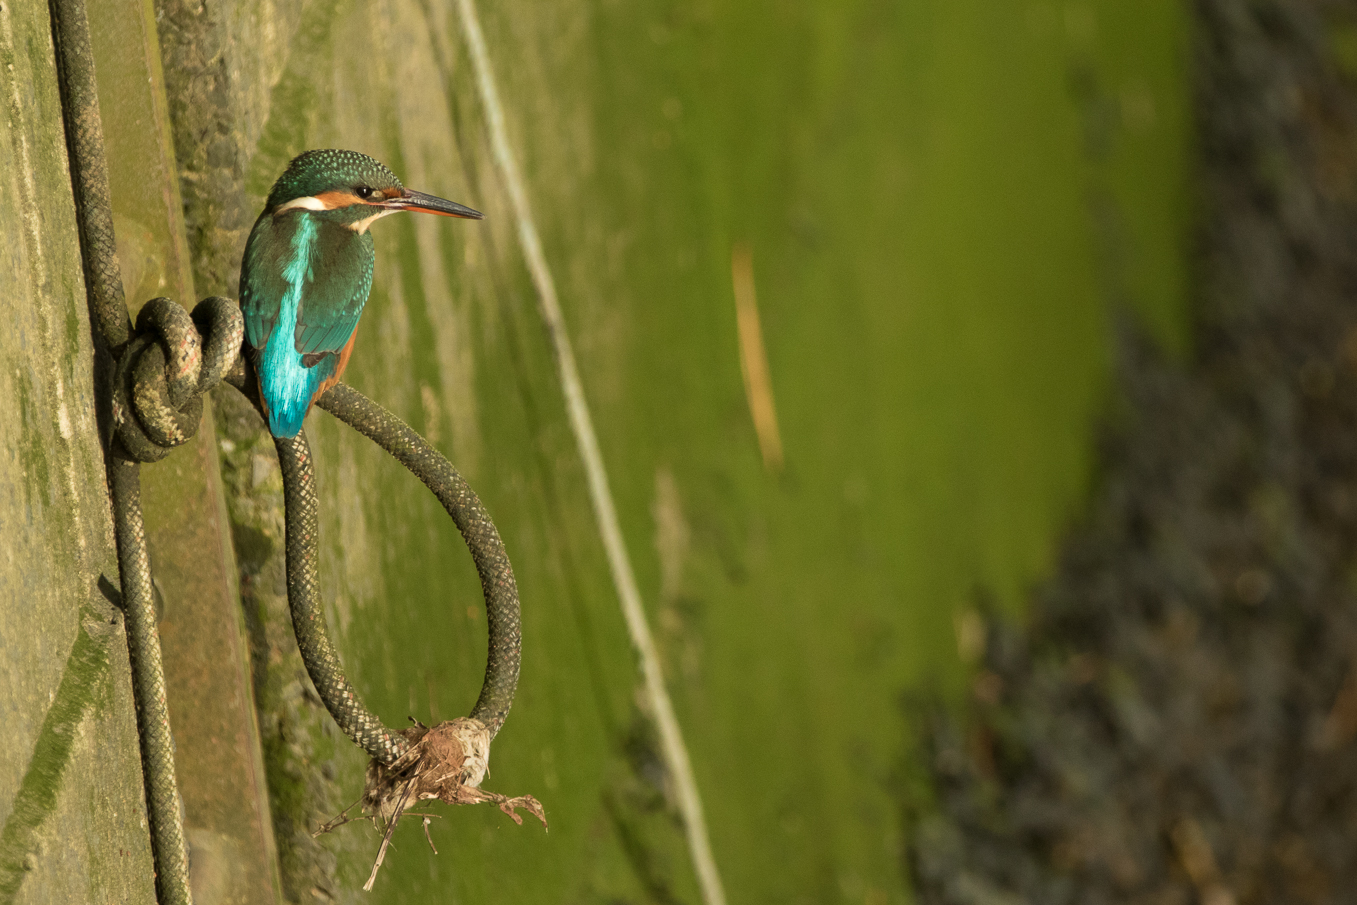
[315,190,362,209]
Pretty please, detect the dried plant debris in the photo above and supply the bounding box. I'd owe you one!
[907,2,1357,904]
[316,718,546,890]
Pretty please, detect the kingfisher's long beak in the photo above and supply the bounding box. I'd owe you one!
[385,189,483,220]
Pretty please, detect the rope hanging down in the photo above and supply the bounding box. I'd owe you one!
[50,0,193,899]
[49,0,537,900]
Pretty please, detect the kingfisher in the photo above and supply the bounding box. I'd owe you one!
[240,149,482,437]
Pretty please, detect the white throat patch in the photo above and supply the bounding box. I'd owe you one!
[348,208,399,234]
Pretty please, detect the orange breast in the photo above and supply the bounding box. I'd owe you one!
[312,330,359,405]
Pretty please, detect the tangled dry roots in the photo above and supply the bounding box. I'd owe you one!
[334,718,545,889]
[363,718,546,827]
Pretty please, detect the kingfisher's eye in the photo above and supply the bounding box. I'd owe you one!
[355,185,375,200]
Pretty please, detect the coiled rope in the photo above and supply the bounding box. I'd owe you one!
[223,376,523,763]
[315,384,520,739]
[49,0,523,900]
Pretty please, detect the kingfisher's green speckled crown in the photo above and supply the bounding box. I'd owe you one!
[265,149,404,210]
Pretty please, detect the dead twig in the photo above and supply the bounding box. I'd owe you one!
[317,717,547,890]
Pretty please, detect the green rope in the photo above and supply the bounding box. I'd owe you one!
[317,384,521,739]
[49,3,523,898]
[275,430,412,764]
[224,374,524,761]
[48,0,192,901]
[106,460,192,904]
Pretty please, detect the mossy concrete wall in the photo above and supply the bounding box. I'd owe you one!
[1,3,281,904]
[85,1,283,902]
[147,0,1193,902]
[0,2,156,902]
[1,0,1193,901]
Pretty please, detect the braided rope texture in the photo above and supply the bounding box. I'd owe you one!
[317,384,521,738]
[107,461,192,905]
[49,0,194,901]
[267,383,522,766]
[275,432,413,765]
[51,1,523,897]
[47,0,129,353]
[112,297,242,462]
[52,3,523,890]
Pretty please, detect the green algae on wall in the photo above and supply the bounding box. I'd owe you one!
[155,0,1190,902]
[84,0,286,899]
[0,604,115,901]
[0,2,158,902]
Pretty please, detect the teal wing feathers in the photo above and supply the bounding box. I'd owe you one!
[241,213,375,357]
[239,212,289,352]
[293,225,375,356]
[238,212,376,436]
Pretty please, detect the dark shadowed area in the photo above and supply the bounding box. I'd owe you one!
[908,3,1357,903]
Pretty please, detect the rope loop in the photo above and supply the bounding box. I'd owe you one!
[112,296,244,462]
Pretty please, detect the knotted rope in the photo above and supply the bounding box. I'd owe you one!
[49,0,525,900]
[50,0,193,900]
[111,297,243,463]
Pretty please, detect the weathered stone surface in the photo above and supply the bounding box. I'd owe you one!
[0,2,155,901]
[85,1,283,902]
